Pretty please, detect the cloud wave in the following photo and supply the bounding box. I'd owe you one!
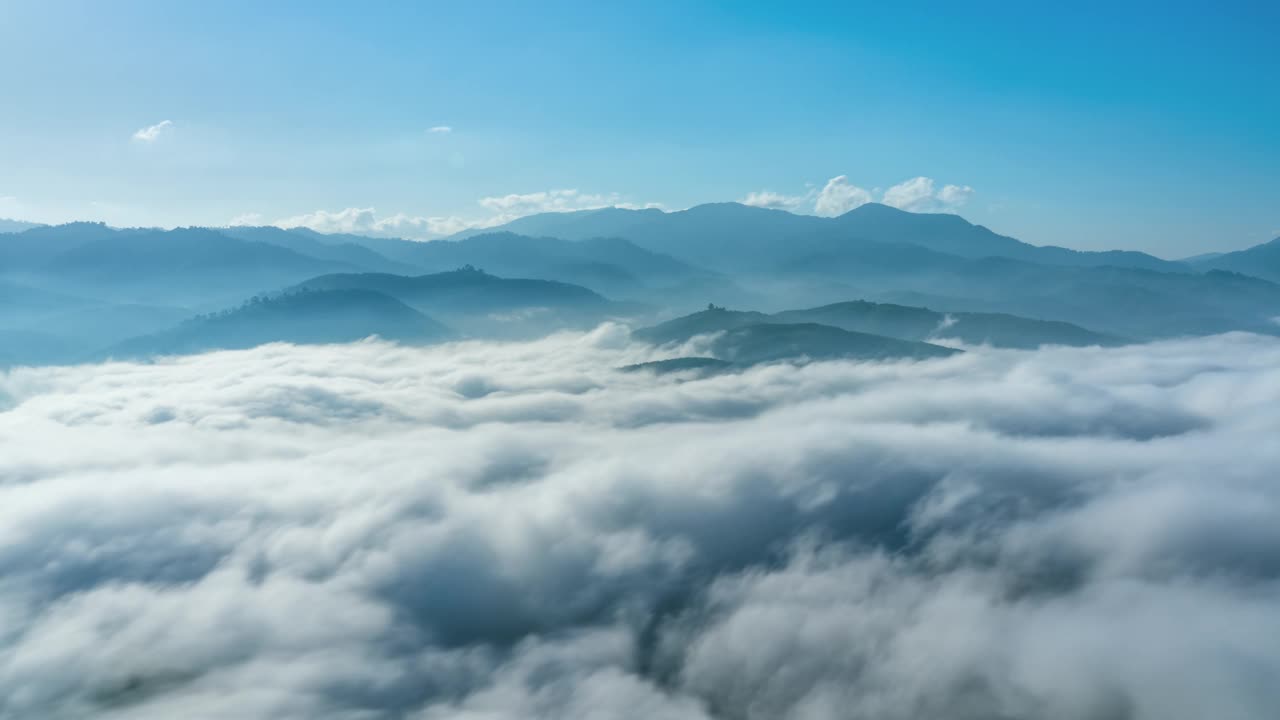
[1,330,1278,718]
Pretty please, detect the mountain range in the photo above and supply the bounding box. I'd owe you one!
[704,322,960,365]
[0,218,44,234]
[1187,236,1280,283]
[291,266,636,339]
[2,203,1278,366]
[447,202,1185,273]
[108,289,451,359]
[636,301,1121,351]
[443,203,1280,337]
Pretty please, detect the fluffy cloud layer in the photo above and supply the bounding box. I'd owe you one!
[2,330,1278,718]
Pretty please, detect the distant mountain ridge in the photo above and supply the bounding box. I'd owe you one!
[291,267,637,339]
[2,224,360,305]
[209,225,742,307]
[108,289,451,359]
[1188,237,1280,283]
[106,268,638,359]
[434,203,1280,337]
[630,308,962,368]
[219,226,421,275]
[446,202,1185,273]
[4,209,1280,367]
[0,218,45,234]
[709,323,959,364]
[624,299,1135,372]
[636,301,1120,352]
[294,267,610,312]
[772,300,1123,348]
[631,308,772,345]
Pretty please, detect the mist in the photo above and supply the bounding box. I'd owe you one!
[2,329,1278,719]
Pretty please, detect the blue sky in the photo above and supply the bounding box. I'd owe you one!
[0,0,1276,255]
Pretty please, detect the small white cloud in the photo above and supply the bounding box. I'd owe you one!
[477,189,653,216]
[273,208,429,239]
[814,175,874,217]
[426,190,663,238]
[937,183,975,209]
[274,189,662,241]
[428,126,453,134]
[882,176,974,212]
[132,120,173,142]
[741,190,807,212]
[881,176,937,212]
[768,175,976,217]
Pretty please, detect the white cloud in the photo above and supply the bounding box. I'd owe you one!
[276,190,662,240]
[937,183,975,208]
[477,188,657,216]
[880,176,937,211]
[428,126,453,134]
[248,173,974,242]
[748,179,986,219]
[881,176,975,212]
[1,332,1279,717]
[273,207,451,239]
[240,174,974,244]
[740,190,808,212]
[132,120,173,142]
[814,175,875,217]
[461,189,661,235]
[763,175,978,216]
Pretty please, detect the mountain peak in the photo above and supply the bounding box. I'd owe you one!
[0,218,47,234]
[838,202,970,225]
[839,202,907,218]
[678,202,787,217]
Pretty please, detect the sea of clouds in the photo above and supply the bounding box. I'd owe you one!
[1,326,1278,719]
